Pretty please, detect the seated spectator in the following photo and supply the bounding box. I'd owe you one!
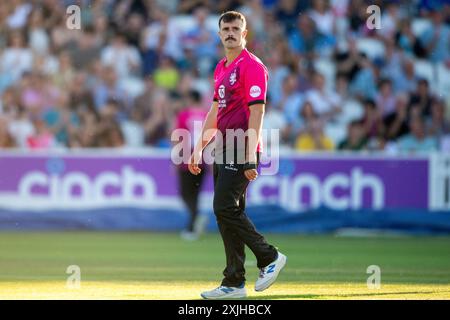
[361,98,385,139]
[182,6,218,77]
[279,72,304,126]
[7,105,34,149]
[69,26,101,70]
[262,97,288,147]
[0,116,16,148]
[397,117,438,154]
[384,94,410,141]
[349,54,377,99]
[288,15,323,60]
[285,100,318,145]
[427,99,450,138]
[93,66,130,112]
[100,32,141,79]
[308,0,337,50]
[420,9,450,63]
[121,107,146,148]
[375,78,396,118]
[0,30,33,83]
[305,72,342,121]
[334,37,364,84]
[295,117,335,151]
[390,58,418,95]
[26,117,56,149]
[153,56,180,90]
[143,89,171,146]
[20,72,61,117]
[395,19,427,59]
[338,120,368,151]
[408,78,435,118]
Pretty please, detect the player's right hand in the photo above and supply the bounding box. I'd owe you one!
[188,152,202,175]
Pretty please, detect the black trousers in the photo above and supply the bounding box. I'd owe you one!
[213,155,278,287]
[178,168,205,232]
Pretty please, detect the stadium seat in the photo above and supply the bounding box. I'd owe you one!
[324,122,347,146]
[414,59,437,91]
[119,77,145,99]
[437,63,450,97]
[411,18,432,38]
[356,38,385,60]
[313,58,336,91]
[336,99,364,125]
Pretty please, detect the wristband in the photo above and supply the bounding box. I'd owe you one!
[243,162,257,170]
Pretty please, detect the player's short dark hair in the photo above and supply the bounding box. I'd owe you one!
[218,11,246,29]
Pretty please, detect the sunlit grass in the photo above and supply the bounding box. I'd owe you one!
[0,232,449,299]
[1,281,449,300]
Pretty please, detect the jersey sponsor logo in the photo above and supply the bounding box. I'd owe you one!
[249,85,261,98]
[218,85,225,99]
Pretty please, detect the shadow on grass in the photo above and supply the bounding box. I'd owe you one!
[250,291,450,300]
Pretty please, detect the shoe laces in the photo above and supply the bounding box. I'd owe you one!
[259,268,266,278]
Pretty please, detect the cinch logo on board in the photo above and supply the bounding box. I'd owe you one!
[17,165,156,203]
[249,168,385,211]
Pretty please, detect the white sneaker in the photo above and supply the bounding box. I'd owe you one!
[255,252,287,292]
[200,285,247,299]
[180,230,199,241]
[193,214,209,235]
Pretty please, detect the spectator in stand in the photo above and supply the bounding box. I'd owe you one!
[361,98,385,140]
[143,89,171,147]
[408,78,435,118]
[69,26,101,71]
[288,15,323,61]
[26,117,56,150]
[93,65,130,112]
[420,9,450,64]
[153,55,180,90]
[279,72,304,126]
[275,0,307,35]
[375,78,397,118]
[305,72,342,121]
[390,58,418,95]
[384,93,410,141]
[0,30,33,84]
[100,32,141,79]
[397,117,438,154]
[338,120,367,151]
[182,6,218,77]
[427,99,450,139]
[0,0,448,156]
[263,96,288,147]
[308,0,337,56]
[0,116,16,148]
[295,117,335,151]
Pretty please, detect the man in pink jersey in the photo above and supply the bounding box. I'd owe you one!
[188,11,287,299]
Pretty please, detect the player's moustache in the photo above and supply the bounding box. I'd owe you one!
[226,36,236,41]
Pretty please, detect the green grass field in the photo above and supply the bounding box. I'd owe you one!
[0,232,449,299]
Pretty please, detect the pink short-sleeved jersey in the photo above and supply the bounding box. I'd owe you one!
[213,48,268,153]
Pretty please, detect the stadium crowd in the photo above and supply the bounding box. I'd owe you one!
[0,0,449,154]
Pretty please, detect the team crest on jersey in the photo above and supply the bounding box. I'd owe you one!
[229,69,237,85]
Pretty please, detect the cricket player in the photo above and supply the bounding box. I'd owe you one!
[188,11,287,299]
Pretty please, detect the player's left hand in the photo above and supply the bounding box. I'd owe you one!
[244,169,258,181]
